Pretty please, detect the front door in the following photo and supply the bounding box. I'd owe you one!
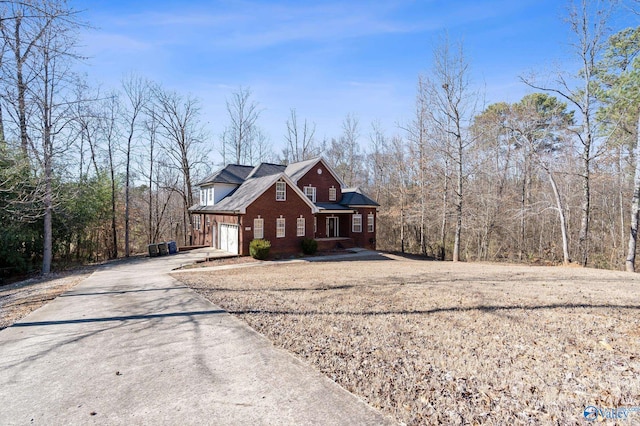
[327,217,339,238]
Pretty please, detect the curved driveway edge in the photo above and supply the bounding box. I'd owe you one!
[0,249,394,425]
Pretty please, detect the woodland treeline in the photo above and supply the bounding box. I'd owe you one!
[0,0,639,277]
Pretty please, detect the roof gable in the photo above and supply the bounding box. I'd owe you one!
[284,157,346,187]
[210,172,318,214]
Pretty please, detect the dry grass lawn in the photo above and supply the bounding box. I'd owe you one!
[0,271,91,330]
[174,253,640,425]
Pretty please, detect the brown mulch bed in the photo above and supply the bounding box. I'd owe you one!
[174,257,640,425]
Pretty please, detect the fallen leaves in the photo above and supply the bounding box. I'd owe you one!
[177,258,640,425]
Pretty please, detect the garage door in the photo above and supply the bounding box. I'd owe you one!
[219,223,239,254]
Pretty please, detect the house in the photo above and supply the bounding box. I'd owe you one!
[188,157,379,256]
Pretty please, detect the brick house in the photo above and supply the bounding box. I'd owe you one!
[189,157,379,256]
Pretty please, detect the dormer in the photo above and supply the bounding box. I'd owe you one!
[196,164,253,206]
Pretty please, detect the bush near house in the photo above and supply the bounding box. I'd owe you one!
[249,239,271,260]
[301,238,318,255]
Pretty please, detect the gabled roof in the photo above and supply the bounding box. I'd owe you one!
[284,157,346,187]
[284,157,319,182]
[195,172,318,215]
[198,164,254,186]
[340,188,380,207]
[246,162,286,179]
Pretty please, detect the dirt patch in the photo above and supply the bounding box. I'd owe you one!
[174,256,640,425]
[0,270,92,330]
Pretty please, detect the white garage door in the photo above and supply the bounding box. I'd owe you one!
[219,224,239,254]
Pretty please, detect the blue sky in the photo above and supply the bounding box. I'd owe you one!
[73,0,635,160]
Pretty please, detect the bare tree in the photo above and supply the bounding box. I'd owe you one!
[283,108,317,163]
[423,36,475,262]
[403,76,430,255]
[367,120,388,202]
[0,1,79,156]
[120,73,149,257]
[150,84,208,245]
[220,86,262,164]
[522,0,612,266]
[3,0,84,274]
[507,94,575,265]
[99,92,121,259]
[471,102,514,260]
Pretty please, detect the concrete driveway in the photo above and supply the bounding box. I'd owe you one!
[0,249,393,425]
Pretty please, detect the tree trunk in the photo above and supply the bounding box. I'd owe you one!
[578,131,591,267]
[110,168,118,258]
[625,116,640,272]
[545,166,570,265]
[14,15,29,156]
[419,136,426,256]
[125,148,131,257]
[440,158,449,261]
[42,160,53,274]
[452,133,463,262]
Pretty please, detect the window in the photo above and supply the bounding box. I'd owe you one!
[276,181,286,201]
[200,189,205,205]
[368,213,374,233]
[352,214,362,233]
[297,217,305,237]
[304,186,316,202]
[314,217,317,233]
[329,187,336,201]
[276,217,286,238]
[193,215,201,231]
[208,188,214,205]
[254,217,264,239]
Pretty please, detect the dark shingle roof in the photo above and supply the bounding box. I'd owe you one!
[198,164,254,186]
[340,188,380,207]
[316,203,353,211]
[212,174,281,213]
[247,163,286,179]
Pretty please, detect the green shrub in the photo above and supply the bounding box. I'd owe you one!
[301,237,318,255]
[249,239,271,260]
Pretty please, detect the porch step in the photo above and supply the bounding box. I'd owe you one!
[314,238,355,251]
[337,239,356,249]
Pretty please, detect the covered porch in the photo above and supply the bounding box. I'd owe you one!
[315,203,354,240]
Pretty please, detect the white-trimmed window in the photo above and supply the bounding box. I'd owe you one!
[368,213,374,233]
[352,214,362,233]
[276,217,286,238]
[314,217,317,233]
[297,216,305,237]
[329,187,336,201]
[254,217,264,239]
[208,188,214,205]
[304,186,316,202]
[193,215,201,231]
[276,181,286,201]
[200,189,205,205]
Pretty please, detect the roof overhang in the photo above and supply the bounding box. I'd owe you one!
[188,205,241,215]
[317,209,355,214]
